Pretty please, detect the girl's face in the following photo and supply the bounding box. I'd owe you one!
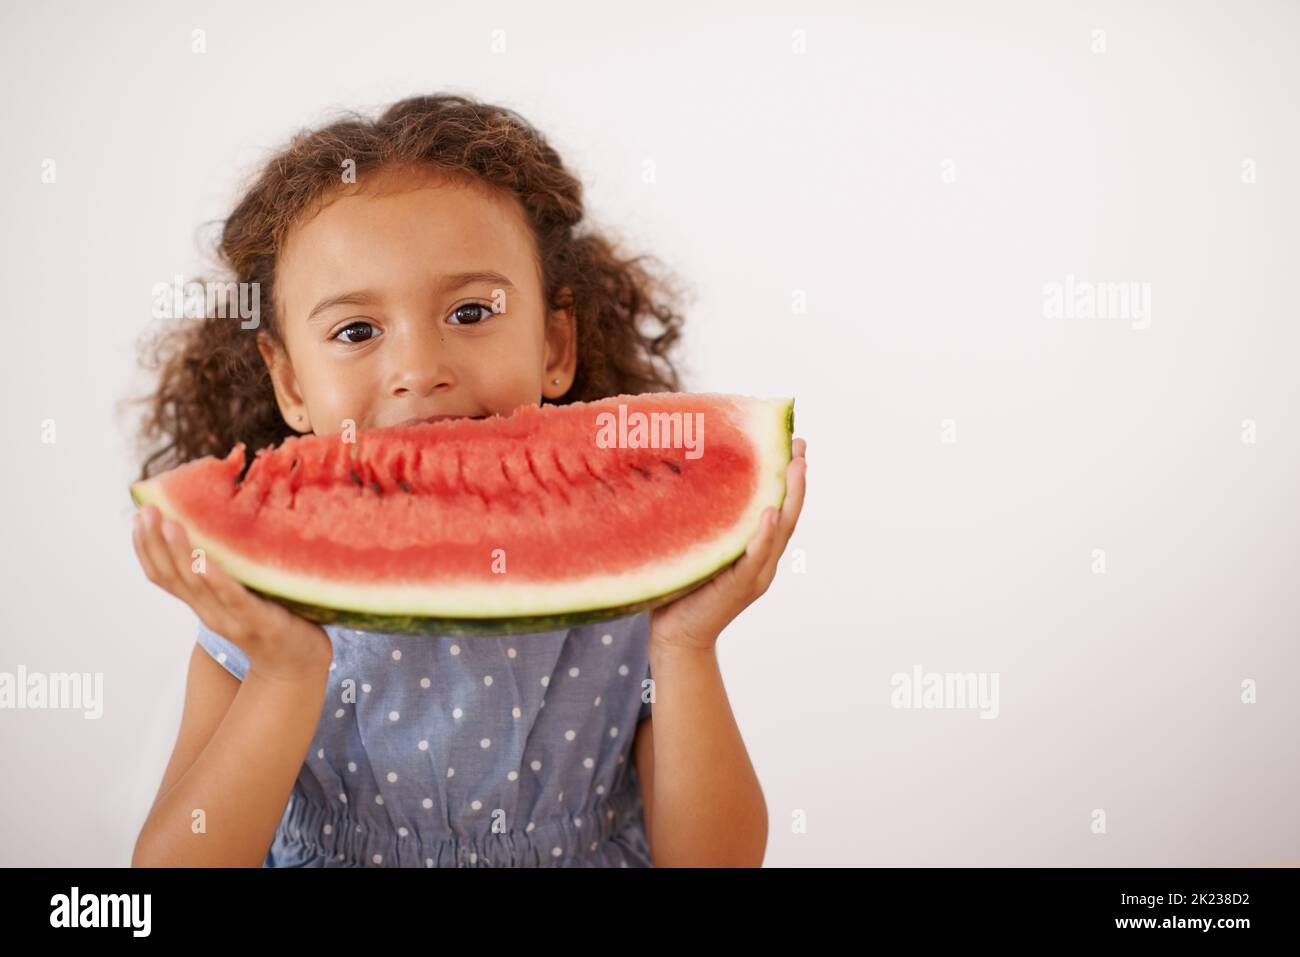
[259,165,576,435]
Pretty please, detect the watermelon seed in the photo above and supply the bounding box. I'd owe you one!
[398,480,413,494]
[370,479,383,496]
[630,464,652,480]
[350,468,363,488]
[660,459,681,475]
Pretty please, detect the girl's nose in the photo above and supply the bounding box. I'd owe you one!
[389,325,455,398]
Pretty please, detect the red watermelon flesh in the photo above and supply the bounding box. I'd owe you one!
[130,392,794,635]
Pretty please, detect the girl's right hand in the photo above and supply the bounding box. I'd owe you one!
[131,503,333,682]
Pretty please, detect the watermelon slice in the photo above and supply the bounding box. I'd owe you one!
[129,392,794,636]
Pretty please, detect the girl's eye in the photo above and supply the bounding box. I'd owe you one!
[332,321,379,344]
[447,302,498,326]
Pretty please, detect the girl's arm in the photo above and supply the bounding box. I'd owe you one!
[633,645,768,866]
[132,643,330,867]
[638,437,807,867]
[129,503,335,867]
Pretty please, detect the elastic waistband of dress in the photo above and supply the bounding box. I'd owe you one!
[276,777,647,867]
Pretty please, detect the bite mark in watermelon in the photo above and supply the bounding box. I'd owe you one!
[130,392,794,636]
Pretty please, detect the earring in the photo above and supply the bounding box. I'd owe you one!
[552,378,561,385]
[296,413,303,421]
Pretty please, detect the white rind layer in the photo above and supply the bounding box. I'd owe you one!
[131,395,794,620]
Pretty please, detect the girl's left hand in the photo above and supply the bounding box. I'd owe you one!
[649,437,807,652]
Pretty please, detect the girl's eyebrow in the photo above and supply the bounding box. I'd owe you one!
[307,289,380,322]
[306,270,518,322]
[438,269,518,295]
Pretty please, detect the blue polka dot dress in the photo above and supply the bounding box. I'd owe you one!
[194,613,655,867]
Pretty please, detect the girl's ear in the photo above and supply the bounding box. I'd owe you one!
[257,331,311,432]
[544,287,577,398]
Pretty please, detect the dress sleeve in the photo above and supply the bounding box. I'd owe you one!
[195,620,250,682]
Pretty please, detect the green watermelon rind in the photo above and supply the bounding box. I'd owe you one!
[251,574,722,637]
[131,395,794,638]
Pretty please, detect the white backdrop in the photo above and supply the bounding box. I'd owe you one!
[2,0,1297,866]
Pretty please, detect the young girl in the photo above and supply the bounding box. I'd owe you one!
[127,93,808,868]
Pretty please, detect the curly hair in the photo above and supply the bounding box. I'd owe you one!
[126,93,690,482]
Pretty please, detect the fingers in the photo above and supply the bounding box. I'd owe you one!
[133,506,192,599]
[779,446,807,540]
[158,513,215,598]
[725,438,809,591]
[132,508,318,669]
[197,549,265,627]
[776,434,808,546]
[714,506,776,593]
[180,531,293,643]
[132,505,246,637]
[158,512,248,627]
[756,441,808,584]
[743,507,779,561]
